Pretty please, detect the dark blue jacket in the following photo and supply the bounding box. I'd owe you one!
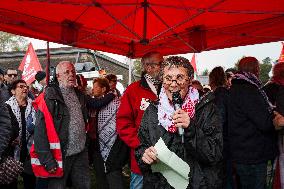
[228,79,278,164]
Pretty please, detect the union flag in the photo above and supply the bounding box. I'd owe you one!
[18,43,42,84]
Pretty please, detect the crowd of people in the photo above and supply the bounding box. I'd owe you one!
[0,52,283,189]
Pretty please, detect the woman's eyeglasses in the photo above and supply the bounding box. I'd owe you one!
[163,74,189,85]
[17,85,28,89]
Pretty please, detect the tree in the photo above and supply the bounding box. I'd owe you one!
[259,57,272,84]
[133,59,142,75]
[0,32,28,52]
[201,69,209,76]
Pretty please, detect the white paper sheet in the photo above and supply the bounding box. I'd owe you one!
[151,138,190,189]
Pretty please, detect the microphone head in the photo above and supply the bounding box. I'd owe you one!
[172,91,183,105]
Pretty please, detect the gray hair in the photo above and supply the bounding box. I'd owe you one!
[141,51,161,66]
[56,61,73,75]
[161,56,194,77]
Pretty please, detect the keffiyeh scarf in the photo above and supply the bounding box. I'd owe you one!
[6,96,36,142]
[144,73,161,96]
[158,87,199,133]
[97,97,120,163]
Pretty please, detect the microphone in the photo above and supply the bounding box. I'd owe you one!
[172,91,184,143]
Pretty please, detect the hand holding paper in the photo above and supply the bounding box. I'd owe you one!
[142,146,158,165]
[151,138,190,189]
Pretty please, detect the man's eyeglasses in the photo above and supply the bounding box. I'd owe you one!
[147,61,163,68]
[7,74,18,77]
[163,74,189,85]
[17,85,28,89]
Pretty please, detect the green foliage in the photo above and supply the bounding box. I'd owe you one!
[259,57,272,84]
[201,69,209,76]
[0,32,28,52]
[133,59,142,75]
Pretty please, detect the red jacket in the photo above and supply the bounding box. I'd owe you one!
[116,76,159,174]
[30,93,63,178]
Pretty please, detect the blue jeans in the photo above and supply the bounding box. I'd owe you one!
[235,162,267,189]
[130,172,143,189]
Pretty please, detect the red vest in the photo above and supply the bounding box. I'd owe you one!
[30,93,63,178]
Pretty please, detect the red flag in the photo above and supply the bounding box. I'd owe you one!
[278,42,284,64]
[190,53,197,73]
[18,43,42,84]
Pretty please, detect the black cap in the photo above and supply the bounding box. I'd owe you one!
[35,71,46,82]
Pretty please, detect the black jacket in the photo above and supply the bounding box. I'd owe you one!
[135,92,223,189]
[0,83,11,103]
[213,87,229,159]
[0,91,12,158]
[263,82,284,115]
[135,102,184,189]
[228,79,278,164]
[276,86,284,115]
[34,84,115,172]
[184,92,223,189]
[34,84,89,171]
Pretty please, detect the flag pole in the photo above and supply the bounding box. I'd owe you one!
[46,41,50,84]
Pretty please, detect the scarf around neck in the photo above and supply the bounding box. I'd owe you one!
[158,87,199,133]
[5,96,36,143]
[144,73,161,96]
[98,97,120,163]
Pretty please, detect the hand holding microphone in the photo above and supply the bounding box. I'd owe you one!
[172,91,190,143]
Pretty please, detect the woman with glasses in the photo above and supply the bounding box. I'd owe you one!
[135,56,223,189]
[5,79,36,189]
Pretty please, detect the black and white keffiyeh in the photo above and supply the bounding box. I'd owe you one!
[5,96,36,148]
[144,73,161,95]
[97,97,120,163]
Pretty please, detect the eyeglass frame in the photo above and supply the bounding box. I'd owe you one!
[16,84,28,89]
[163,74,189,85]
[146,61,163,68]
[7,73,18,77]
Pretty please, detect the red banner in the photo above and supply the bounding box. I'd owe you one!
[278,42,284,64]
[18,43,42,84]
[190,53,197,73]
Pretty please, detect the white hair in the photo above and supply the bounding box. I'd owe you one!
[56,61,73,74]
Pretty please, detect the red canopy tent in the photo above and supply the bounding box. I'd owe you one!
[0,0,283,58]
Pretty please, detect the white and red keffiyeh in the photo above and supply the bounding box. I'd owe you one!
[158,87,199,133]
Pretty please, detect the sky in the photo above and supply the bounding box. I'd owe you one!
[27,37,283,74]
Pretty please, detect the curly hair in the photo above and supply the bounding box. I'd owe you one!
[10,79,26,90]
[161,56,194,77]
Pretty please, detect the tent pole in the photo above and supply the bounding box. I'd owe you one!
[46,41,50,84]
[128,58,132,85]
